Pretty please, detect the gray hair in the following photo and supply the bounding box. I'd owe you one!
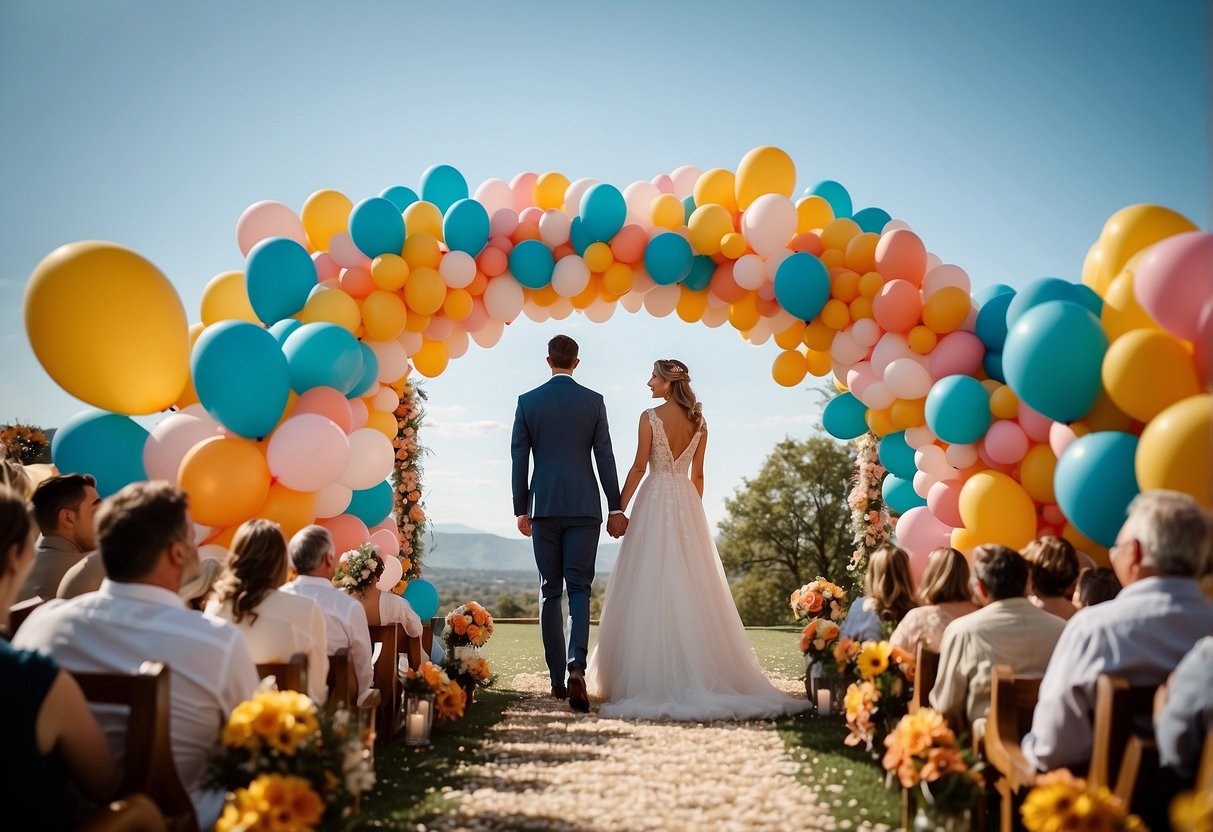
[288,525,334,575]
[1120,490,1212,578]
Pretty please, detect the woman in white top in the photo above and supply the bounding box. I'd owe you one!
[205,519,328,703]
[889,547,979,655]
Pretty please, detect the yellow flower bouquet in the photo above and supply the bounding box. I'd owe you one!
[883,708,982,815]
[1021,770,1145,832]
[215,773,325,832]
[840,639,916,751]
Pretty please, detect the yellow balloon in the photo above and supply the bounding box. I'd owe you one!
[771,349,809,387]
[1085,389,1135,433]
[1081,241,1110,294]
[1097,204,1197,288]
[821,299,850,330]
[890,398,926,429]
[857,271,884,299]
[1135,393,1212,508]
[1062,522,1109,566]
[693,168,738,213]
[688,204,734,255]
[848,296,874,322]
[300,288,360,332]
[1019,444,1057,504]
[1101,269,1160,341]
[907,325,938,355]
[1102,329,1200,422]
[402,231,442,270]
[820,218,862,253]
[720,232,747,259]
[803,319,836,352]
[651,194,685,230]
[774,321,807,350]
[795,196,834,233]
[806,349,832,377]
[365,410,399,439]
[259,484,316,541]
[728,294,761,331]
[602,263,634,295]
[404,267,446,316]
[922,286,970,334]
[25,241,189,415]
[820,249,845,270]
[174,322,206,409]
[534,172,570,211]
[845,232,880,275]
[301,189,352,252]
[989,385,1019,420]
[443,288,474,321]
[735,145,796,211]
[178,435,271,528]
[950,527,983,555]
[958,470,1036,550]
[362,290,408,341]
[411,338,450,378]
[403,309,431,333]
[865,407,897,437]
[583,242,614,273]
[676,287,708,323]
[831,269,860,303]
[200,271,258,326]
[371,254,410,291]
[404,202,444,241]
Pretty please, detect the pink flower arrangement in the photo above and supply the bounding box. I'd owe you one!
[848,433,892,581]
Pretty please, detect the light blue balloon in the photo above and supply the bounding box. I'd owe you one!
[246,237,317,325]
[1005,277,1081,329]
[975,290,1016,351]
[52,410,148,497]
[822,392,868,440]
[349,342,379,399]
[509,239,555,289]
[973,283,1015,306]
[193,321,290,439]
[579,184,626,242]
[282,323,364,395]
[380,185,419,212]
[346,480,394,527]
[809,180,852,218]
[1054,432,1140,547]
[878,431,917,480]
[883,475,926,514]
[681,195,696,225]
[852,207,892,234]
[774,253,831,321]
[402,578,440,621]
[268,318,301,347]
[420,164,468,214]
[443,198,490,256]
[644,233,693,285]
[568,217,590,255]
[924,375,991,444]
[684,256,715,292]
[1003,300,1107,423]
[349,197,406,258]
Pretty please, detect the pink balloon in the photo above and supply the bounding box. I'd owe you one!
[872,279,922,333]
[976,441,1015,473]
[896,506,954,560]
[1041,504,1066,526]
[312,251,339,282]
[143,411,222,483]
[489,210,519,239]
[267,414,350,492]
[329,232,370,269]
[348,398,369,431]
[292,387,354,433]
[339,267,375,299]
[1049,421,1081,459]
[519,206,543,225]
[376,552,403,590]
[983,420,1029,465]
[510,172,538,212]
[461,297,489,332]
[424,314,455,341]
[909,548,931,585]
[1193,297,1213,389]
[1017,403,1054,444]
[928,331,984,379]
[922,264,971,297]
[339,429,394,490]
[1133,231,1213,341]
[874,229,928,286]
[846,361,878,398]
[236,200,308,257]
[871,333,912,375]
[320,514,370,556]
[927,480,964,527]
[652,173,676,195]
[370,528,401,559]
[883,357,933,399]
[913,470,935,498]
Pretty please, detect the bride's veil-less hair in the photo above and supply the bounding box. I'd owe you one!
[653,360,703,430]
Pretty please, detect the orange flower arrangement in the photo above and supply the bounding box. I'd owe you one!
[403,661,467,723]
[799,619,841,655]
[883,708,981,812]
[790,577,848,624]
[444,601,494,649]
[842,640,916,751]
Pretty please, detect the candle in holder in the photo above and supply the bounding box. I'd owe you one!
[417,699,430,719]
[406,713,427,743]
[816,688,831,716]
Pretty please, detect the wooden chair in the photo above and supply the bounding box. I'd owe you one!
[1088,674,1158,792]
[255,653,308,694]
[326,648,355,708]
[72,662,198,832]
[983,665,1043,832]
[368,624,402,741]
[77,794,166,832]
[902,645,942,830]
[7,595,45,636]
[423,615,440,660]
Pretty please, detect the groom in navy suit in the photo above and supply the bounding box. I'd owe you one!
[512,334,626,712]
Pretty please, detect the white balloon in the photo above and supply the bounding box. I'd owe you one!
[483,275,525,322]
[269,414,350,492]
[862,381,895,410]
[315,482,352,518]
[764,250,793,281]
[915,444,951,478]
[564,177,599,215]
[741,194,797,257]
[882,219,911,233]
[904,425,937,449]
[643,284,680,317]
[945,443,978,469]
[922,264,971,298]
[340,429,395,490]
[372,386,399,412]
[470,319,504,348]
[870,332,913,375]
[376,554,404,591]
[733,254,766,290]
[851,318,883,348]
[669,165,702,199]
[630,267,657,295]
[328,232,370,269]
[446,327,469,359]
[523,301,550,322]
[367,340,409,383]
[831,327,869,364]
[583,299,616,323]
[705,292,729,309]
[539,210,572,246]
[396,329,424,356]
[193,523,213,544]
[701,302,729,328]
[623,181,661,228]
[198,544,228,562]
[925,253,943,272]
[619,292,645,314]
[551,255,591,297]
[883,357,934,399]
[438,250,476,288]
[143,411,221,483]
[473,179,513,216]
[913,470,936,499]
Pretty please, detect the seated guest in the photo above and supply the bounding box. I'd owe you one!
[839,543,917,643]
[0,459,32,499]
[890,547,979,655]
[205,520,328,703]
[18,474,99,602]
[13,482,260,829]
[1156,635,1213,783]
[1072,566,1121,610]
[1,485,116,828]
[1022,536,1081,620]
[931,545,1066,731]
[1022,490,1213,772]
[282,526,375,705]
[179,556,223,611]
[339,545,423,638]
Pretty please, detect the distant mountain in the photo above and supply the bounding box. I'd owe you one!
[423,527,621,574]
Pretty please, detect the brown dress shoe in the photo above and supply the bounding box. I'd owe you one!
[567,671,589,712]
[551,685,569,699]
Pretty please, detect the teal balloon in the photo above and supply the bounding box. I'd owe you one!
[1054,432,1140,547]
[924,375,991,444]
[350,197,405,258]
[569,217,590,255]
[973,283,1014,306]
[420,164,468,214]
[822,392,868,440]
[644,233,693,285]
[246,237,317,325]
[579,184,626,242]
[1005,277,1082,329]
[402,578,440,621]
[509,239,555,288]
[975,290,1016,351]
[681,195,696,224]
[1071,284,1104,317]
[52,410,148,497]
[809,180,852,218]
[983,350,1005,383]
[192,321,290,439]
[684,255,715,292]
[852,207,892,234]
[1003,300,1107,423]
[346,480,393,527]
[878,431,917,480]
[443,198,490,256]
[380,185,419,212]
[282,323,364,395]
[883,475,926,514]
[268,318,301,347]
[774,253,831,320]
[349,342,379,399]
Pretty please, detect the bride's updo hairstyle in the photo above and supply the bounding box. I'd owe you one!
[654,360,704,430]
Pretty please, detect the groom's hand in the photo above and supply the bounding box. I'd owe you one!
[516,515,532,537]
[606,513,628,538]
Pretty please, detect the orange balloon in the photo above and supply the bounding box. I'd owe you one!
[365,410,399,438]
[830,269,861,303]
[803,319,836,352]
[774,321,807,350]
[443,288,474,321]
[179,436,271,529]
[259,484,316,540]
[676,287,708,323]
[806,349,832,377]
[844,232,880,274]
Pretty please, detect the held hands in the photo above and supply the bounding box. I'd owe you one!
[517,515,532,537]
[606,513,628,539]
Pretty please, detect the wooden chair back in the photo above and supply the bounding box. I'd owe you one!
[72,662,198,832]
[909,643,939,714]
[984,665,1044,832]
[255,653,308,695]
[422,616,440,660]
[326,648,354,709]
[8,595,45,636]
[368,624,401,741]
[1088,674,1158,791]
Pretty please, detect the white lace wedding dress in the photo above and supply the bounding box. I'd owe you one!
[586,409,809,721]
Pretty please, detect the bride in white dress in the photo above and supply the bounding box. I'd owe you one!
[586,360,809,721]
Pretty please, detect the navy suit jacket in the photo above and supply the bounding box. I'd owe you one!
[511,375,622,520]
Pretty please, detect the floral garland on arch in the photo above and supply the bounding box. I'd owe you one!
[391,378,428,582]
[847,432,893,587]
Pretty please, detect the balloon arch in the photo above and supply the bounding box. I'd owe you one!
[23,146,1212,576]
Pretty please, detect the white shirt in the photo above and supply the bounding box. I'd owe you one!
[282,576,374,704]
[13,580,260,829]
[378,591,423,638]
[1156,636,1213,780]
[1021,576,1213,772]
[204,588,329,704]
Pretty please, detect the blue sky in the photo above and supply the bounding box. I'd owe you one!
[0,1,1207,538]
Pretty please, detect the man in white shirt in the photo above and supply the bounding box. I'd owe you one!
[1022,490,1213,772]
[282,525,375,705]
[18,473,100,601]
[14,481,260,829]
[931,544,1067,732]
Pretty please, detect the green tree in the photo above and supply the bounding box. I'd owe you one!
[492,591,526,619]
[729,573,795,626]
[717,436,854,596]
